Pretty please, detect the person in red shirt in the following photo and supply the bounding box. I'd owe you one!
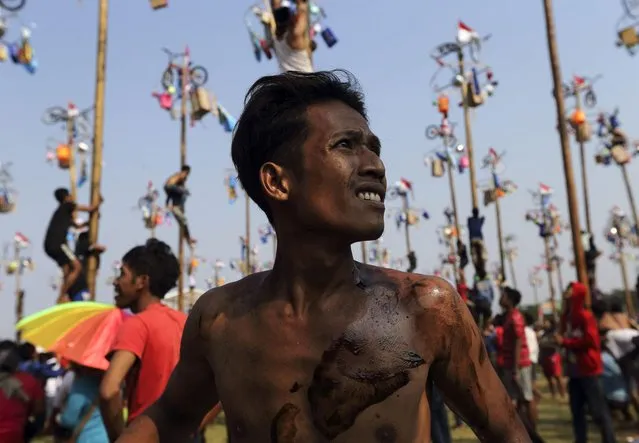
[498,287,538,434]
[556,282,616,443]
[99,239,187,442]
[0,340,45,443]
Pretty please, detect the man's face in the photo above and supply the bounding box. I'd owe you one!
[113,263,143,309]
[562,285,573,301]
[498,292,509,309]
[280,101,387,241]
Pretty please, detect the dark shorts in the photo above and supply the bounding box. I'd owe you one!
[164,184,186,207]
[45,243,77,268]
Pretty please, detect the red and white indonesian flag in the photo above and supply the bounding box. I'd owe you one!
[397,178,413,194]
[456,21,479,45]
[14,232,30,248]
[539,183,553,195]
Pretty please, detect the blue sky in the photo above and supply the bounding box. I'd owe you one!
[1,0,638,338]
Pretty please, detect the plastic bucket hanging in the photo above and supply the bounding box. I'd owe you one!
[56,144,71,169]
[437,95,449,115]
[0,194,15,213]
[570,109,586,127]
[150,0,168,9]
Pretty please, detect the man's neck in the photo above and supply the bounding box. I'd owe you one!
[132,294,161,314]
[267,235,360,317]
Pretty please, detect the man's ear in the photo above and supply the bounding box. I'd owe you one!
[135,274,149,291]
[260,162,291,202]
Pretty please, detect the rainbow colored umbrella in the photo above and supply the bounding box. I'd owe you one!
[50,308,129,370]
[16,302,129,369]
[16,302,114,349]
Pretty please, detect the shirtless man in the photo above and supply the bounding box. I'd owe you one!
[270,0,314,73]
[117,70,529,443]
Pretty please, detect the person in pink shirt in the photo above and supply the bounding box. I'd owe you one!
[99,239,186,442]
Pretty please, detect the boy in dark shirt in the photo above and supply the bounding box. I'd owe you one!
[43,188,102,303]
[66,226,106,301]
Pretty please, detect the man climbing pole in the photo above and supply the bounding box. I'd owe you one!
[164,165,196,248]
[66,218,107,302]
[270,0,314,73]
[43,188,102,303]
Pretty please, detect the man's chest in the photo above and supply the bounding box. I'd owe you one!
[209,308,429,442]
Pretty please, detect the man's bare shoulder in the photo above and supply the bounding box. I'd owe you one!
[189,271,270,328]
[362,264,459,310]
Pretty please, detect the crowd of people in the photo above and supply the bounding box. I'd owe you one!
[426,281,639,443]
[0,239,215,443]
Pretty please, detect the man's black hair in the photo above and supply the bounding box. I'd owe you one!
[523,311,535,327]
[273,6,291,23]
[122,239,179,299]
[54,188,69,203]
[492,313,505,327]
[0,340,20,373]
[609,296,624,314]
[231,70,367,223]
[503,286,522,307]
[181,165,191,173]
[17,342,35,361]
[591,297,609,319]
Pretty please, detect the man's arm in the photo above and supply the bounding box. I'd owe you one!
[116,295,219,442]
[76,197,102,213]
[418,277,530,442]
[287,0,309,49]
[558,313,599,350]
[512,315,523,373]
[100,350,137,441]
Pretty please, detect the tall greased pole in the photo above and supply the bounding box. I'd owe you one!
[447,155,461,286]
[494,184,506,283]
[86,0,109,300]
[458,51,478,210]
[177,47,189,313]
[574,92,593,234]
[542,0,590,307]
[66,115,77,202]
[14,242,23,341]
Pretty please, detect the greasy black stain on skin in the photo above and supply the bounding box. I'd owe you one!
[270,403,300,443]
[374,424,398,443]
[289,382,301,393]
[307,333,425,440]
[409,281,427,298]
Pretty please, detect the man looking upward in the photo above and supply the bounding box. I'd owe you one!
[117,71,529,442]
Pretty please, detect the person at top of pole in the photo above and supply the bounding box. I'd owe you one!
[115,70,529,443]
[271,0,314,73]
[43,188,102,304]
[164,165,196,248]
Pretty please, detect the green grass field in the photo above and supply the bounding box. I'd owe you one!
[202,384,638,442]
[34,384,639,442]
